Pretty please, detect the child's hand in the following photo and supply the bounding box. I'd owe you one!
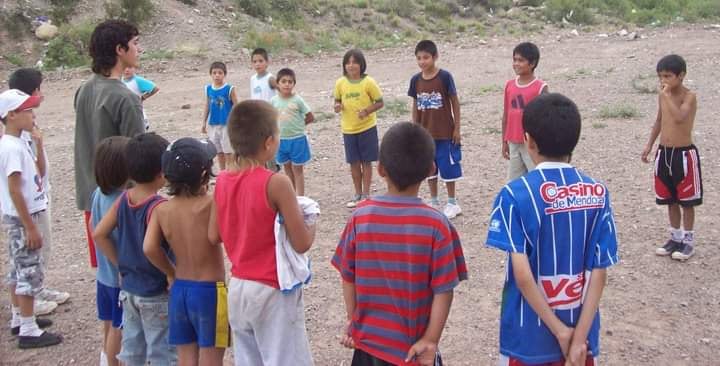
[334,102,342,113]
[26,225,43,249]
[565,341,588,366]
[357,109,369,119]
[405,337,438,366]
[340,320,355,349]
[502,141,510,160]
[659,83,671,96]
[555,325,574,358]
[166,275,175,290]
[31,126,44,147]
[201,124,207,134]
[641,146,652,163]
[452,128,461,145]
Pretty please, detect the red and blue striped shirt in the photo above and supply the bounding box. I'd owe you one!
[332,195,468,365]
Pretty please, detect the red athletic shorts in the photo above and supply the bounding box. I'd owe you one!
[499,355,596,366]
[654,144,702,207]
[84,211,98,268]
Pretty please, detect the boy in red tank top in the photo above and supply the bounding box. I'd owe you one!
[502,42,548,181]
[209,100,316,365]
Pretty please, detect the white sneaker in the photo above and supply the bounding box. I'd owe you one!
[443,203,462,219]
[34,299,58,316]
[36,288,70,304]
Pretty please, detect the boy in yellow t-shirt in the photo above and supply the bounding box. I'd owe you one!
[333,49,384,208]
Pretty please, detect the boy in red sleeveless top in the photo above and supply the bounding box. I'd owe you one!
[209,100,316,365]
[502,42,548,181]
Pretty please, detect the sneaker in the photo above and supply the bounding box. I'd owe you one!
[346,195,362,208]
[36,288,70,304]
[11,318,53,336]
[655,239,682,256]
[443,203,462,219]
[671,243,695,261]
[34,300,58,316]
[18,331,62,349]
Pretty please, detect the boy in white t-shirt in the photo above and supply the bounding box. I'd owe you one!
[123,67,159,130]
[250,48,280,171]
[0,89,62,348]
[249,48,277,102]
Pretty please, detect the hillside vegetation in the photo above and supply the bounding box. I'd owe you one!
[1,0,719,70]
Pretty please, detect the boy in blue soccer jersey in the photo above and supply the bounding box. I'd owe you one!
[333,122,467,366]
[123,67,159,130]
[201,61,238,171]
[486,93,618,366]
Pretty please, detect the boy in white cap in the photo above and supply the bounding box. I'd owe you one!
[0,89,62,348]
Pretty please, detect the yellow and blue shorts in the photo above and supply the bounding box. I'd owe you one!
[169,279,230,348]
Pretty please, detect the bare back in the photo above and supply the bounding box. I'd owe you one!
[659,86,696,147]
[156,194,225,282]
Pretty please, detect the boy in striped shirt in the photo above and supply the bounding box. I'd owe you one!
[332,122,467,366]
[486,93,618,366]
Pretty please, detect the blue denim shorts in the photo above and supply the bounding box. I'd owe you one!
[117,291,177,365]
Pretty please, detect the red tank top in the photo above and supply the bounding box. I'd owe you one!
[504,77,547,143]
[214,167,279,288]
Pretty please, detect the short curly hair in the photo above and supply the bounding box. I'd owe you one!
[89,20,139,76]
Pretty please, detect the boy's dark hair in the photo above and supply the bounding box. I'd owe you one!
[656,54,686,76]
[342,49,367,76]
[513,42,541,71]
[414,40,438,57]
[209,61,227,75]
[523,93,581,159]
[251,48,269,61]
[227,100,278,158]
[89,20,139,77]
[276,68,296,84]
[125,132,169,183]
[379,122,435,191]
[9,68,43,95]
[94,136,130,195]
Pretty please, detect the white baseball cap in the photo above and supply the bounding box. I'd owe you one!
[0,89,42,119]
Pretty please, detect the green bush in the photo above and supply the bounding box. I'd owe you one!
[544,0,596,24]
[50,0,81,24]
[236,0,303,25]
[0,10,32,38]
[43,22,94,69]
[105,0,155,25]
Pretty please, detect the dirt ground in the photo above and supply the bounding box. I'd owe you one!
[1,26,719,365]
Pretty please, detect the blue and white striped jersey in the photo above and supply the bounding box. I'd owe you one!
[486,162,619,364]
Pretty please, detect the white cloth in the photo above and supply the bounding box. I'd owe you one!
[21,131,50,193]
[274,196,319,293]
[250,72,276,102]
[0,134,47,216]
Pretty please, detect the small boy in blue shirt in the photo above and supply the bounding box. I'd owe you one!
[201,61,238,171]
[123,66,159,130]
[93,132,177,365]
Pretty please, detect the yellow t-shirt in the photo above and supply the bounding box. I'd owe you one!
[333,75,383,134]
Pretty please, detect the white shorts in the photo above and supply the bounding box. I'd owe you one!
[207,124,232,154]
[228,278,313,366]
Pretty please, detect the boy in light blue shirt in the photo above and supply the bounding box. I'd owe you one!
[271,68,314,196]
[122,67,159,130]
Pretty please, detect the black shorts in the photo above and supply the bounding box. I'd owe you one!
[654,144,703,206]
[343,126,379,163]
[351,348,443,366]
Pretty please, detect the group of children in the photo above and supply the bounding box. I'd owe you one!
[0,17,703,366]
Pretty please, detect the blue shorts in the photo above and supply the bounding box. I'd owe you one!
[169,279,230,348]
[343,126,379,163]
[97,281,122,328]
[430,139,462,181]
[276,135,312,165]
